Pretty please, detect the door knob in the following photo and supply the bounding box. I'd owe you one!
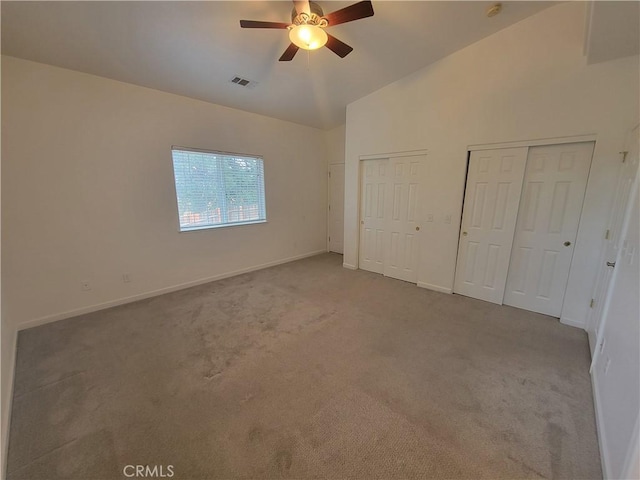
[563,241,571,247]
[462,231,468,236]
[415,226,420,231]
[606,261,616,268]
[360,220,364,225]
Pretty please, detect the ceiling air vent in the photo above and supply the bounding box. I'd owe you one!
[230,76,259,89]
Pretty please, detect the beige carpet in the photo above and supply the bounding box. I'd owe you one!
[6,253,601,479]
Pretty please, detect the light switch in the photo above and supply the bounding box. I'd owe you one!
[444,214,452,224]
[426,214,434,222]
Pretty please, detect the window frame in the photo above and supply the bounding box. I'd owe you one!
[170,145,267,233]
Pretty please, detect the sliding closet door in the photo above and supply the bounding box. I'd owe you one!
[383,156,421,283]
[503,142,594,317]
[453,148,528,304]
[359,159,389,274]
[359,155,423,282]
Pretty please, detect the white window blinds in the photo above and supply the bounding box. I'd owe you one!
[171,147,266,232]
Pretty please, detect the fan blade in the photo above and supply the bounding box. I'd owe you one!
[240,20,290,29]
[293,0,310,16]
[279,43,300,61]
[325,34,353,58]
[324,0,374,26]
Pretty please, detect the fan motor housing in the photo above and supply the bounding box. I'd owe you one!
[291,1,325,23]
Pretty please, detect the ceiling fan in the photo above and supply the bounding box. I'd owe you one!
[240,0,374,61]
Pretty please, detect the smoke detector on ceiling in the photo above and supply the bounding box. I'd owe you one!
[487,3,502,18]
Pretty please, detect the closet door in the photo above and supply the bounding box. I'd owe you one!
[359,159,389,274]
[503,142,594,317]
[453,148,528,304]
[359,155,423,282]
[383,156,421,283]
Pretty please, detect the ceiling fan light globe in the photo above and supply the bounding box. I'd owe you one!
[289,24,327,50]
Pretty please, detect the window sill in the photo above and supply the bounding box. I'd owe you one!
[178,219,267,233]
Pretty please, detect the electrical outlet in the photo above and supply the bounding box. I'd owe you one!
[81,281,92,291]
[122,273,131,283]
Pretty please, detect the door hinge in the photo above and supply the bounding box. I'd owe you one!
[328,204,331,211]
[328,171,331,177]
[590,298,595,308]
[328,236,331,242]
[620,151,629,163]
[605,229,610,240]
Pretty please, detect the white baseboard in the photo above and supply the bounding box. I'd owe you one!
[592,369,611,479]
[1,329,18,479]
[417,282,452,294]
[342,263,357,270]
[560,316,586,330]
[17,250,327,332]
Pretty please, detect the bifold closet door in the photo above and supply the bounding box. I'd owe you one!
[503,142,594,317]
[453,148,528,304]
[359,159,388,274]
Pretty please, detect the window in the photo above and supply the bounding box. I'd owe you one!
[171,147,266,232]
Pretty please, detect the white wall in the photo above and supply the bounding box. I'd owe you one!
[1,56,328,331]
[326,124,346,166]
[344,2,639,328]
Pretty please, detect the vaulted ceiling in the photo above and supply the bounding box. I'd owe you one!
[2,1,558,129]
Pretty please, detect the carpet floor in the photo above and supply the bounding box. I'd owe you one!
[7,253,601,479]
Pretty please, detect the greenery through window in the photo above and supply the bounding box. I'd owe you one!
[171,147,266,231]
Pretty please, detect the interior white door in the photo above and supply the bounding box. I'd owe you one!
[359,159,388,274]
[328,164,345,254]
[588,128,639,352]
[454,148,528,304]
[504,142,594,317]
[590,175,639,480]
[383,156,421,283]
